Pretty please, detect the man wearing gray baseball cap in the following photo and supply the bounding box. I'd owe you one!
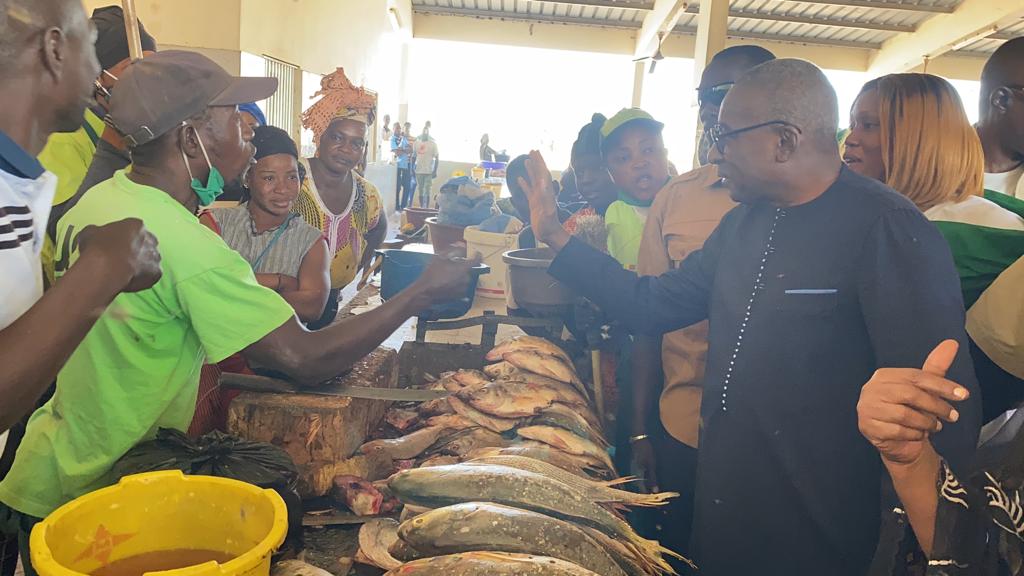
[0,51,479,541]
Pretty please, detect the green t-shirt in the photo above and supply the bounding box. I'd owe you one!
[0,170,295,518]
[604,200,649,271]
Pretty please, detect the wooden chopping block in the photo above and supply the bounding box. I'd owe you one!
[227,348,398,498]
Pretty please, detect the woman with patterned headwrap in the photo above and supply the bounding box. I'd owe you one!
[294,68,387,328]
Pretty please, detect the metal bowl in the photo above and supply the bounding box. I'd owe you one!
[502,247,576,316]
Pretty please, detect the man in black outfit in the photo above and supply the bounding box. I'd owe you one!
[516,58,981,576]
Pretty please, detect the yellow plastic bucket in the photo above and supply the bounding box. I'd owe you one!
[30,471,287,576]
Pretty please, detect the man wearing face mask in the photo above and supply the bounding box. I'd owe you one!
[0,51,479,548]
[38,5,156,285]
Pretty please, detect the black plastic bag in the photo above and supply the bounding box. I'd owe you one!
[113,428,303,553]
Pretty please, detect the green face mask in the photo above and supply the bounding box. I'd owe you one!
[180,123,226,207]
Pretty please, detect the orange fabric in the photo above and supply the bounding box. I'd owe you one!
[636,165,736,448]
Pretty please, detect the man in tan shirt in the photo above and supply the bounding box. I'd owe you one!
[629,45,774,559]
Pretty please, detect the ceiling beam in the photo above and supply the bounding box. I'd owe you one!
[413,5,887,51]
[697,7,917,33]
[867,0,1024,75]
[786,0,955,13]
[413,5,644,29]
[525,0,654,10]
[634,0,688,57]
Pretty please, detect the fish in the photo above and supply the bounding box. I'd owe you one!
[530,404,607,447]
[385,408,420,432]
[357,425,454,460]
[418,454,460,468]
[483,361,526,380]
[358,518,403,570]
[447,396,520,433]
[465,455,677,509]
[423,414,477,431]
[383,552,600,575]
[271,560,334,576]
[516,426,616,472]
[388,464,684,575]
[580,527,655,576]
[487,336,574,367]
[457,381,560,418]
[418,397,454,417]
[543,400,601,430]
[398,502,628,576]
[331,475,384,515]
[463,443,609,479]
[501,350,585,392]
[498,372,590,408]
[439,370,491,395]
[431,427,512,458]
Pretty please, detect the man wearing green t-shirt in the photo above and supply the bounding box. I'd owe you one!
[0,51,477,557]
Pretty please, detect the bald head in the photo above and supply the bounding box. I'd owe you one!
[0,0,98,151]
[977,37,1024,166]
[982,37,1024,96]
[731,58,839,149]
[0,0,87,67]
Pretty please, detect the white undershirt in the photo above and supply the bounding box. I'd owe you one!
[984,164,1024,197]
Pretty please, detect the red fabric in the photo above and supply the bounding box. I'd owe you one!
[187,354,253,438]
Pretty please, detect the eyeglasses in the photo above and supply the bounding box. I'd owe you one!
[697,82,734,108]
[707,120,802,155]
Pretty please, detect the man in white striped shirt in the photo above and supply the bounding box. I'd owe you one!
[0,0,161,443]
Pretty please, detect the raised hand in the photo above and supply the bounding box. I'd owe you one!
[519,150,571,251]
[857,340,970,466]
[77,218,162,293]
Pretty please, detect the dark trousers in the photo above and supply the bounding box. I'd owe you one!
[396,167,412,210]
[627,424,699,574]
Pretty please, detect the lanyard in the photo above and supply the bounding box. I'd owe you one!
[253,213,297,270]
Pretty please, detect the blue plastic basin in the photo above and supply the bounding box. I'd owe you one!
[377,250,489,319]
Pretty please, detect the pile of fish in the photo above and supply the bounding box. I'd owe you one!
[356,336,613,478]
[350,336,691,575]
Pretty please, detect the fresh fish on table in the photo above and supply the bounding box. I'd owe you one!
[581,526,655,576]
[417,397,454,417]
[447,395,520,433]
[483,361,525,381]
[397,502,628,576]
[385,408,421,432]
[383,551,600,576]
[431,427,512,458]
[357,425,453,460]
[457,381,561,418]
[501,350,585,392]
[487,336,575,367]
[388,464,685,575]
[463,443,610,478]
[418,454,460,468]
[271,560,334,576]
[439,369,491,395]
[530,404,607,447]
[358,518,404,570]
[423,414,476,431]
[500,372,590,408]
[331,475,384,515]
[517,425,616,472]
[465,455,677,509]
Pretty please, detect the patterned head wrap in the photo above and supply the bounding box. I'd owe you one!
[301,68,377,146]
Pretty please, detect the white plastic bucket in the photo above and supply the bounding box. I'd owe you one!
[464,226,519,299]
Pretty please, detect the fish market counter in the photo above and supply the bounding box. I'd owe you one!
[223,284,678,575]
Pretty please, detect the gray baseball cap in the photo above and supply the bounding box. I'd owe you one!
[108,50,278,147]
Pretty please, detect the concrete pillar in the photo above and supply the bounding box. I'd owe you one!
[398,42,411,125]
[692,0,729,89]
[632,61,645,108]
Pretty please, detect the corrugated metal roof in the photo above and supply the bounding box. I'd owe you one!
[411,0,1017,52]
